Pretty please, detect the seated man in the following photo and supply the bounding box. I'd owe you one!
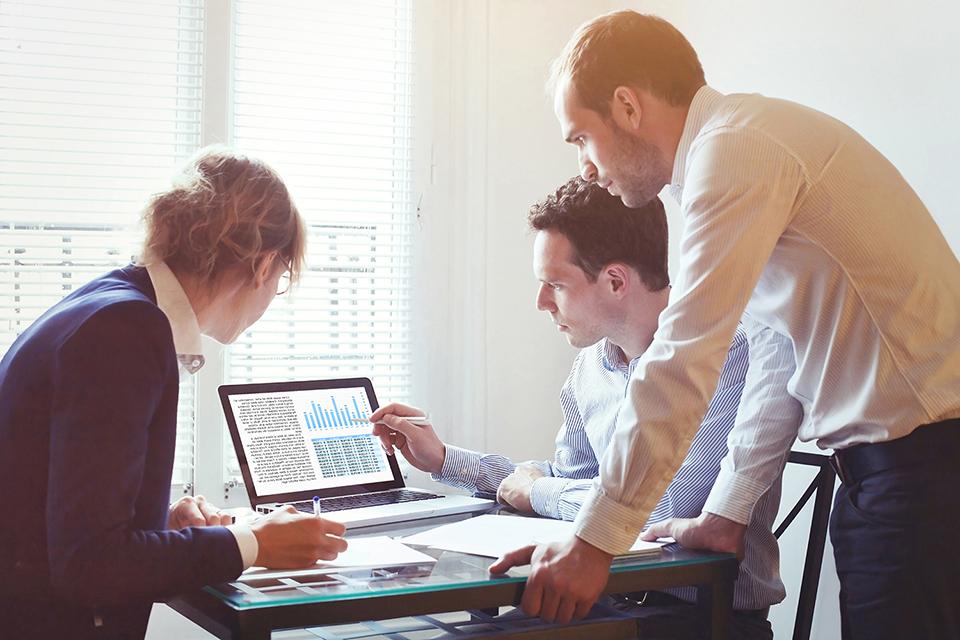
[371,177,788,639]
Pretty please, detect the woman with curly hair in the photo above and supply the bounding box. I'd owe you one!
[0,147,347,639]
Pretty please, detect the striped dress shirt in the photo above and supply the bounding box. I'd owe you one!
[438,327,786,610]
[573,85,960,556]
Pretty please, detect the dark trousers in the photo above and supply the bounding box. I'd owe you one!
[0,598,151,640]
[611,591,772,640]
[830,418,960,640]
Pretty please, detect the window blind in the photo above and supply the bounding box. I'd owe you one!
[0,0,203,488]
[225,0,415,480]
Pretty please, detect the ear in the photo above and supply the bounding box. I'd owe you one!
[253,251,280,288]
[611,86,643,131]
[603,263,630,298]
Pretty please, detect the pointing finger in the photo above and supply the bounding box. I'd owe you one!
[372,423,396,455]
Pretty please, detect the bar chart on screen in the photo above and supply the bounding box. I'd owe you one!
[303,391,371,431]
[296,386,389,479]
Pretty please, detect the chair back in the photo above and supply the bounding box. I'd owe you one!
[774,451,836,640]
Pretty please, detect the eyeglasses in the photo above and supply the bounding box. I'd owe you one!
[276,266,291,295]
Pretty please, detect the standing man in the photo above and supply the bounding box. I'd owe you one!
[491,11,960,639]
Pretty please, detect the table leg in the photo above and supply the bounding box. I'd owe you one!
[235,616,272,640]
[697,577,733,640]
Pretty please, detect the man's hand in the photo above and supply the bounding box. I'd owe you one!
[368,402,446,474]
[641,512,747,559]
[496,464,545,514]
[488,535,612,624]
[168,495,233,529]
[250,506,349,569]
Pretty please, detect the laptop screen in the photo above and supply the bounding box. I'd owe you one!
[219,378,404,504]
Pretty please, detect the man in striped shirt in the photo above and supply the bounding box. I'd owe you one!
[371,178,788,639]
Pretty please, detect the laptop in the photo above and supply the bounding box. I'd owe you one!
[219,377,493,528]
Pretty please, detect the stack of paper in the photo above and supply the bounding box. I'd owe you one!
[401,514,670,559]
[239,536,437,581]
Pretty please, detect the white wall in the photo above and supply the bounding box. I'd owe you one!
[410,0,629,460]
[654,0,960,253]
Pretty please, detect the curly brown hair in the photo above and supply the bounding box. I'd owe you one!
[141,146,306,287]
[549,11,705,115]
[528,177,668,291]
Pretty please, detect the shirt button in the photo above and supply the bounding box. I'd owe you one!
[192,359,201,367]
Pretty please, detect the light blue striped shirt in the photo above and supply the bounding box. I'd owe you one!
[436,326,785,610]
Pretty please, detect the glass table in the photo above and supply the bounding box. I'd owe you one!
[167,517,738,639]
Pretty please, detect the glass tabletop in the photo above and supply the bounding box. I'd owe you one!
[204,518,734,610]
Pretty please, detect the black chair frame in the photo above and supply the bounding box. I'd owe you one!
[774,450,836,640]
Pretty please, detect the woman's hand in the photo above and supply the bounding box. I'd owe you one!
[168,495,234,529]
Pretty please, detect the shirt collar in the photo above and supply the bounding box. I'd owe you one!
[600,338,631,373]
[144,260,206,375]
[670,85,725,190]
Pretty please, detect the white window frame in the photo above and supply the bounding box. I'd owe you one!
[180,0,228,503]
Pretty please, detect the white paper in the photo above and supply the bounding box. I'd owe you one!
[238,536,436,581]
[401,514,671,559]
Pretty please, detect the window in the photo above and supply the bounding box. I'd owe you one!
[0,0,416,499]
[222,0,415,490]
[0,0,203,490]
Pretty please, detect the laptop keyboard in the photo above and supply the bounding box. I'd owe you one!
[291,489,444,513]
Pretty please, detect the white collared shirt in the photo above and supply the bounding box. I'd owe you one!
[144,260,259,569]
[574,86,960,554]
[144,260,205,376]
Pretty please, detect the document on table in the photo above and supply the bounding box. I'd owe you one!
[400,514,672,559]
[238,536,436,581]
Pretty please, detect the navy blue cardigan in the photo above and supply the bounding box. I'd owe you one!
[0,265,242,639]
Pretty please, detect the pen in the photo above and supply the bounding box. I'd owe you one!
[313,495,321,517]
[351,415,431,426]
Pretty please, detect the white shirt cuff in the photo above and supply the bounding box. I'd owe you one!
[572,488,645,556]
[226,523,259,569]
[702,467,768,525]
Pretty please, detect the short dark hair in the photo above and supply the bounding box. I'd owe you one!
[550,11,705,115]
[528,177,669,291]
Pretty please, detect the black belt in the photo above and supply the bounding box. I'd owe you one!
[830,417,960,486]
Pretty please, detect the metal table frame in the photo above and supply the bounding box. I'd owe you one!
[168,549,737,639]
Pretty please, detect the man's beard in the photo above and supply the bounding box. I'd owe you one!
[610,123,670,208]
